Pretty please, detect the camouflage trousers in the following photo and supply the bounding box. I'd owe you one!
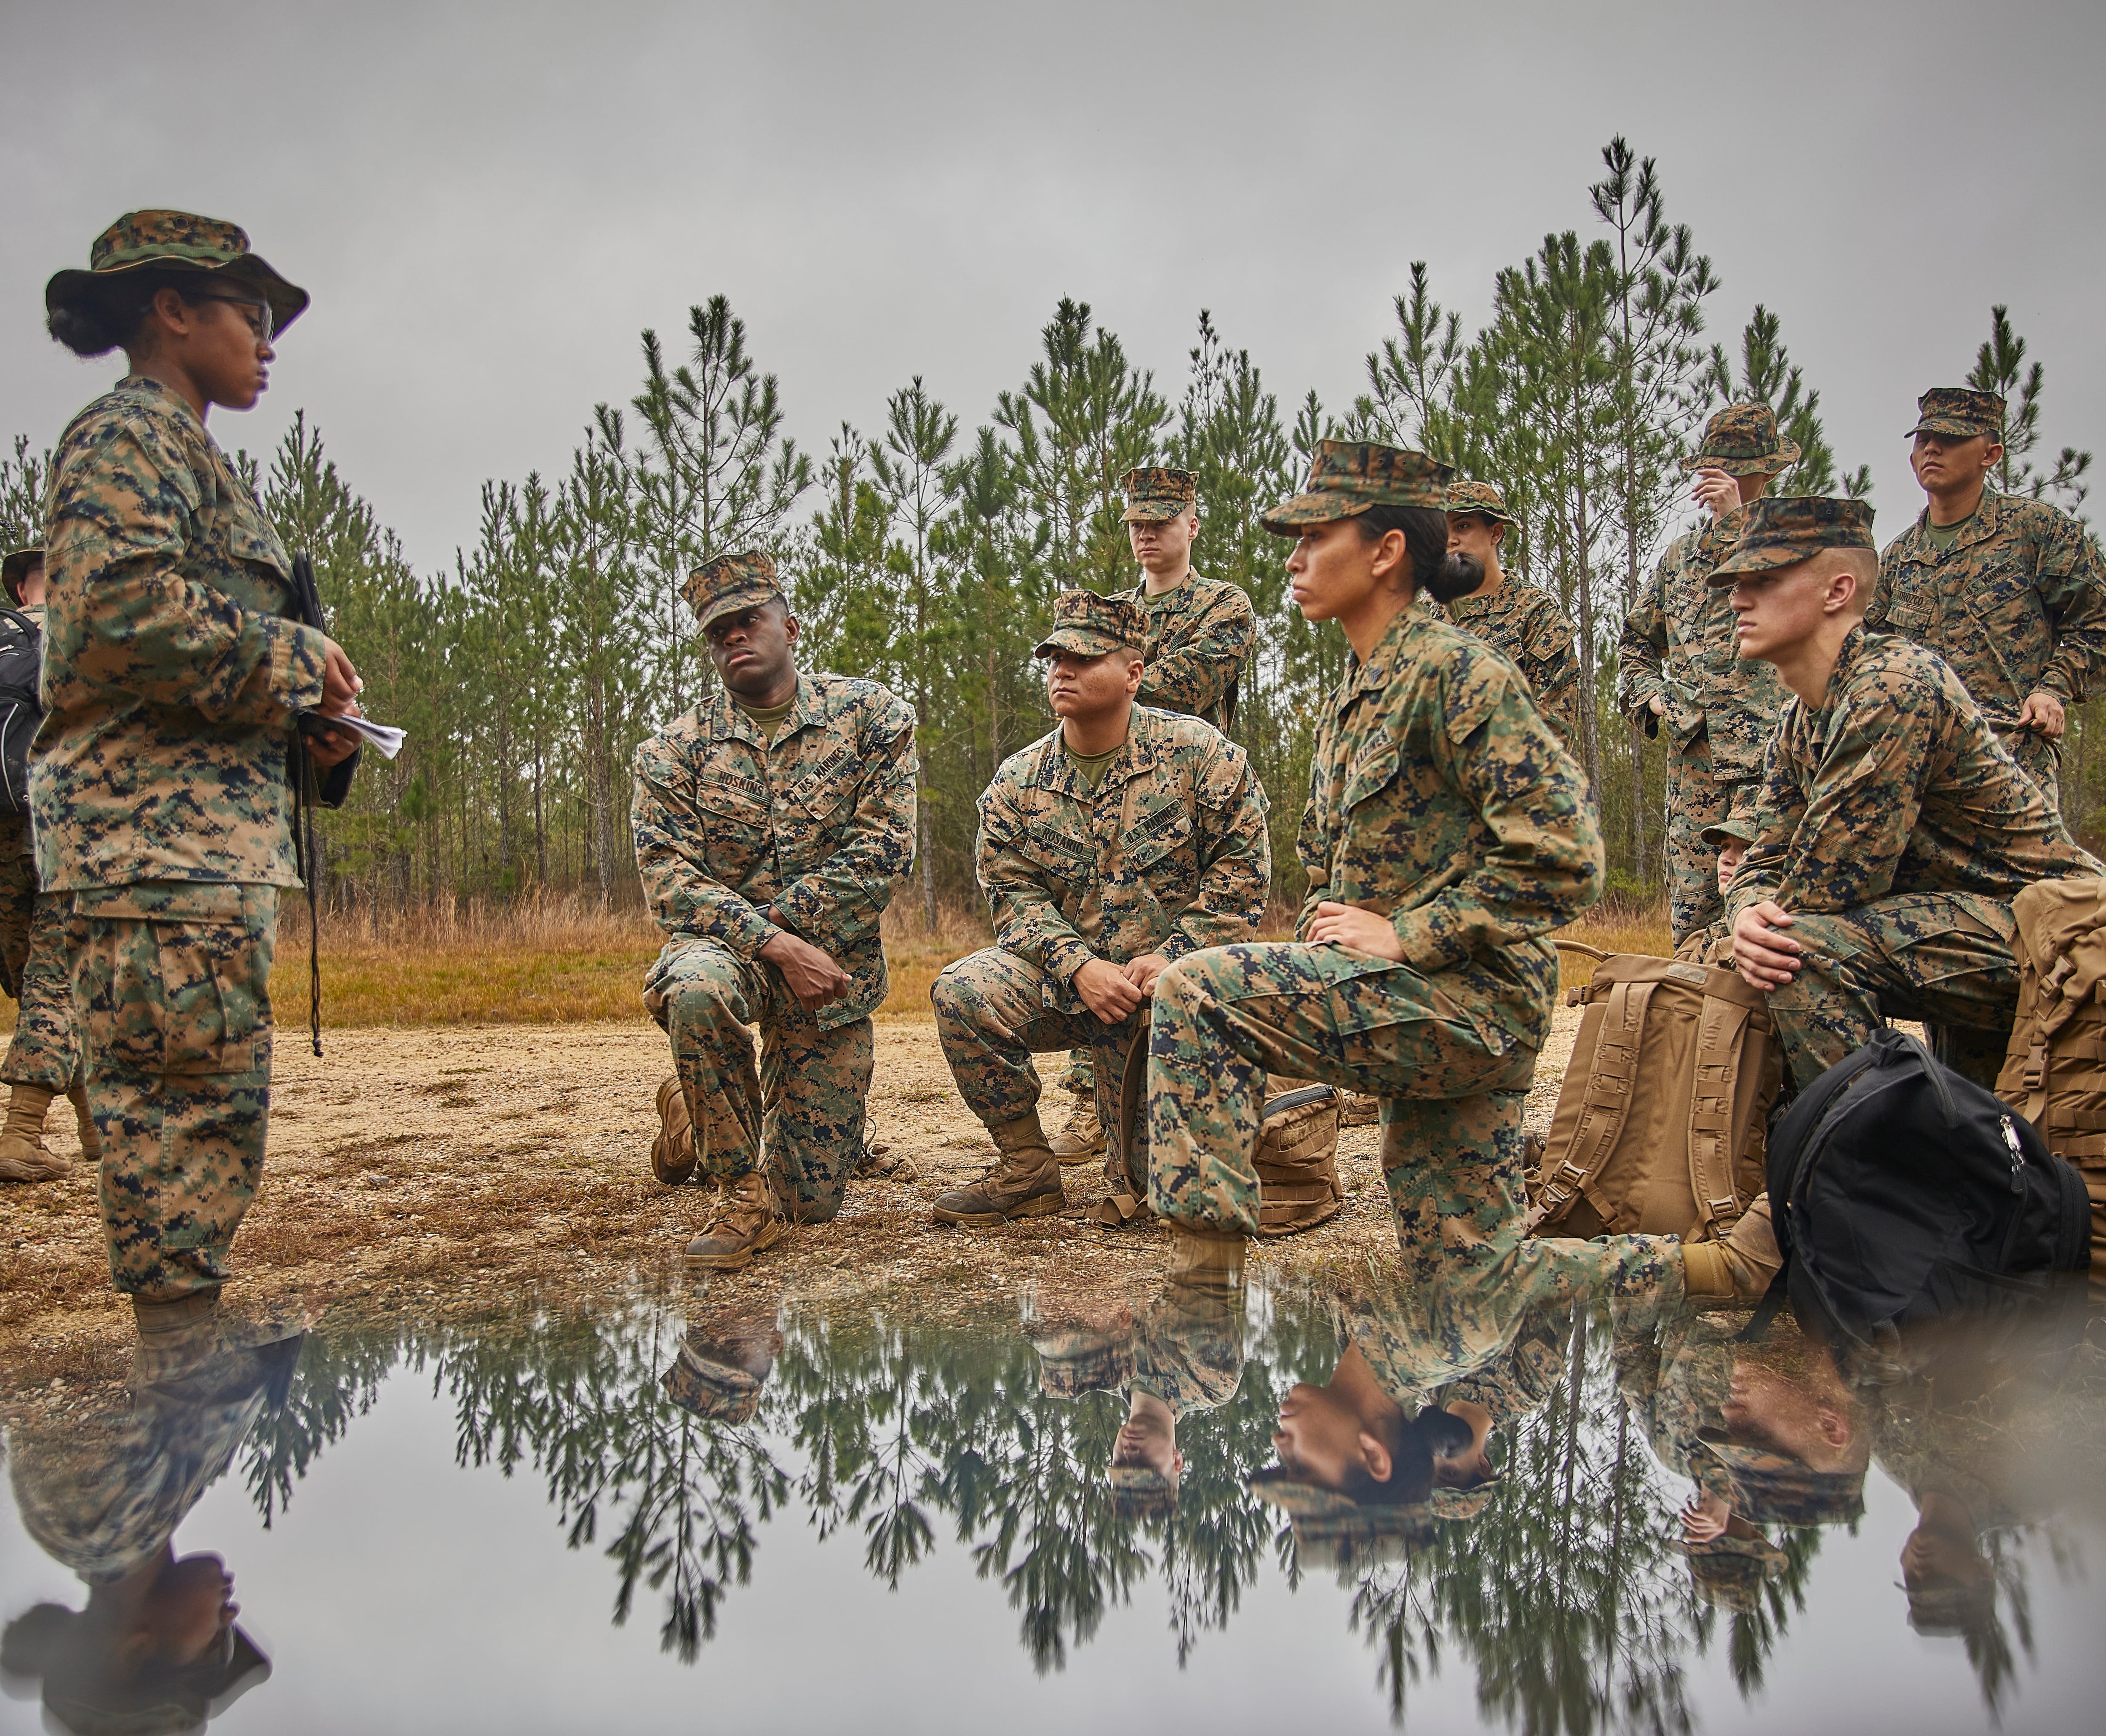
[0,827,32,998]
[930,946,1135,1139]
[1998,725,2061,817]
[1665,733,1751,945]
[1763,892,2019,1091]
[0,833,83,1092]
[1144,942,1548,1282]
[70,883,277,1303]
[644,937,872,1223]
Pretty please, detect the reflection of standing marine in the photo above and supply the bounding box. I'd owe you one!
[40,211,364,1371]
[0,544,94,1183]
[635,551,917,1270]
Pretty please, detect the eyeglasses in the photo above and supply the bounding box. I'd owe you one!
[192,291,274,341]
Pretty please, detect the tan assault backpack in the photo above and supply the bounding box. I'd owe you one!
[1528,941,1782,1242]
[1096,1008,1347,1237]
[1994,877,2106,1277]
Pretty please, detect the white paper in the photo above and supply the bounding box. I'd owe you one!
[315,714,406,760]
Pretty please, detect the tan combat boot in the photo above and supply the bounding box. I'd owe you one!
[931,1111,1067,1226]
[1047,1089,1106,1166]
[684,1172,786,1274]
[131,1291,222,1385]
[1336,1091,1381,1129]
[1166,1223,1247,1298]
[65,1084,100,1163]
[1681,1197,1782,1310]
[652,1075,698,1186]
[0,1084,64,1183]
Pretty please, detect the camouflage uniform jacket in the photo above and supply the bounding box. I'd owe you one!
[1617,509,1792,779]
[1725,627,2097,925]
[1610,1304,1737,1504]
[1296,603,1601,1052]
[633,670,917,1031]
[1436,578,1583,747]
[1870,487,2106,725]
[976,705,1269,1016]
[1112,570,1256,728]
[34,377,331,890]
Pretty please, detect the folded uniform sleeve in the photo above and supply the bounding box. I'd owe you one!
[631,734,780,956]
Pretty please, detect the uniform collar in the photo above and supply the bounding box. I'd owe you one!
[1907,486,2007,558]
[706,669,822,747]
[115,374,208,438]
[1029,704,1165,799]
[1695,502,1749,562]
[1815,624,1871,716]
[1337,603,1427,710]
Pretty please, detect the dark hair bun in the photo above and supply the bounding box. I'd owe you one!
[1424,551,1487,605]
[46,296,126,358]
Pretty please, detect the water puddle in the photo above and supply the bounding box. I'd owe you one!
[3,1271,2102,1733]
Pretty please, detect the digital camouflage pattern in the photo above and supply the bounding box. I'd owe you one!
[1110,573,1256,730]
[633,668,915,1197]
[35,377,331,893]
[937,705,1268,1128]
[46,208,310,336]
[1434,580,1583,747]
[1705,493,1875,579]
[2,887,82,1093]
[1120,465,1197,523]
[682,548,786,629]
[1906,386,2005,440]
[1678,401,1801,477]
[1145,605,1601,1258]
[1026,1282,1245,1421]
[1609,1300,1741,1508]
[1261,438,1451,529]
[71,882,277,1301]
[1869,488,2106,808]
[1619,507,1793,940]
[1444,478,1519,526]
[1034,587,1145,658]
[1726,627,2098,1087]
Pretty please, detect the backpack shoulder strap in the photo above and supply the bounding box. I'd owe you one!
[1529,973,1658,1231]
[1684,990,1756,1237]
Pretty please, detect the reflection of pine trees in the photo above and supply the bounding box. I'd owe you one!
[239,1321,404,1527]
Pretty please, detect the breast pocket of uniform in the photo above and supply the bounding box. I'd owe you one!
[1342,743,1404,814]
[1871,569,1933,636]
[693,767,771,876]
[1020,820,1095,892]
[1123,800,1195,879]
[1965,558,2047,662]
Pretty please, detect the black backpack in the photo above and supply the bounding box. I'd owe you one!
[0,606,41,816]
[1757,1028,2090,1350]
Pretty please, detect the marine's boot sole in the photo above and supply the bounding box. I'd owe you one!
[682,1216,786,1274]
[930,1189,1067,1229]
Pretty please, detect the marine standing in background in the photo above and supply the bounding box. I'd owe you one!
[1043,467,1259,1167]
[1438,480,1582,748]
[1618,405,1797,945]
[1867,387,2106,812]
[634,551,917,1272]
[929,590,1268,1227]
[40,211,365,1374]
[0,545,96,1183]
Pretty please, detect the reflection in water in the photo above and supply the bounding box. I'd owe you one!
[3,1276,2101,1732]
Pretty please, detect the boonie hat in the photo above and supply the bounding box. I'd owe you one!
[1261,440,1452,532]
[1681,402,1801,477]
[1122,467,1198,523]
[1034,589,1146,658]
[1,545,42,606]
[1907,386,2006,443]
[46,209,310,337]
[1707,495,1876,584]
[684,550,786,629]
[1445,478,1519,527]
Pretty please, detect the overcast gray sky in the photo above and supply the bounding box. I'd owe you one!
[5,0,2101,574]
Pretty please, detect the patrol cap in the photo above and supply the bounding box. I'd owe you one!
[1681,402,1801,477]
[660,1320,783,1426]
[1034,588,1146,658]
[46,209,310,337]
[1683,1532,1789,1613]
[1248,1471,1438,1574]
[684,550,786,630]
[1261,440,1452,533]
[1445,478,1519,528]
[1706,495,1876,585]
[1698,1431,1867,1528]
[1907,386,2006,443]
[1122,466,1197,523]
[1109,1461,1179,1520]
[1,545,42,606]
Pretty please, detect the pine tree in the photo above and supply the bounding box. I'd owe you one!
[1703,305,1871,499]
[0,436,51,549]
[1969,304,2093,515]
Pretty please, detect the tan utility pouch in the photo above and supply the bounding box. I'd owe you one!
[1994,876,2106,1276]
[1529,941,1780,1243]
[1096,1009,1346,1237]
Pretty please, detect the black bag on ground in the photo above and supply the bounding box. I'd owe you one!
[1758,1028,2090,1349]
[0,606,43,815]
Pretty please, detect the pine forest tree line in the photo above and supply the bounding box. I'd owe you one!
[0,136,2094,925]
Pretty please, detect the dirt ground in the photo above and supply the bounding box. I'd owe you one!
[0,1008,1584,1381]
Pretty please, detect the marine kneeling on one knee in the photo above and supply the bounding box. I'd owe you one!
[634,550,918,1274]
[928,588,1270,1230]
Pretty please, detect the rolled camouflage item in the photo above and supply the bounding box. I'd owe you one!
[1906,386,2006,442]
[1261,440,1452,531]
[46,209,310,336]
[1033,588,1146,658]
[1,544,41,606]
[1683,1531,1789,1613]
[1706,495,1876,583]
[1108,1461,1179,1520]
[683,549,785,628]
[1444,478,1519,528]
[1122,466,1198,523]
[1680,402,1800,477]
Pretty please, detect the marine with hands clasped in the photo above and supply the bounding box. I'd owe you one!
[1866,386,2106,812]
[1437,479,1582,748]
[0,544,96,1184]
[1043,467,1259,1167]
[635,551,917,1272]
[928,588,1269,1228]
[1618,405,1797,945]
[1139,440,1611,1288]
[1716,496,2098,1090]
[38,211,366,1375]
